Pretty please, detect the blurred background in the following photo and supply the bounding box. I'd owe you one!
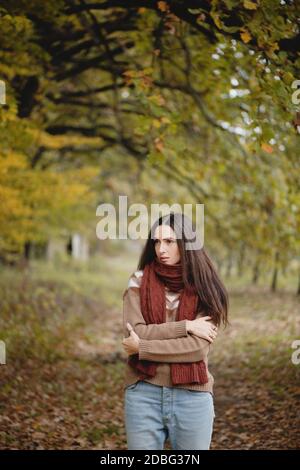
[0,0,299,449]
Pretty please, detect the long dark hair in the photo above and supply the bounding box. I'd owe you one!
[137,212,229,327]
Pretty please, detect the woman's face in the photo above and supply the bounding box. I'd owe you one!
[153,225,181,265]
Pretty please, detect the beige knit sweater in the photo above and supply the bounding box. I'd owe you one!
[122,270,214,394]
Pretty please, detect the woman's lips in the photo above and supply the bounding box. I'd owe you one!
[160,257,169,262]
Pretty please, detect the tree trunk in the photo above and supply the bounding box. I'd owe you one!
[226,253,233,278]
[24,241,32,260]
[252,260,260,284]
[271,251,279,292]
[238,242,245,277]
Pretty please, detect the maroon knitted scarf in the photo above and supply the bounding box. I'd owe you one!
[127,258,208,385]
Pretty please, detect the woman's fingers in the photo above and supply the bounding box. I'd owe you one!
[207,329,217,341]
[127,322,133,333]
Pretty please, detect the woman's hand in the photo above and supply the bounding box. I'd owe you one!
[186,316,218,343]
[122,323,140,355]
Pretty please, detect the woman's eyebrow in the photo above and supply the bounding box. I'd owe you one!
[153,237,176,241]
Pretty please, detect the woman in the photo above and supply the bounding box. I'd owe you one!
[122,212,228,450]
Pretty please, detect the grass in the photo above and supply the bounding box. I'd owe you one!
[0,251,136,363]
[210,287,300,395]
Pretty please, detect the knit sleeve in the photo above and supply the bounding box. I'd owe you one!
[122,274,188,341]
[138,335,210,363]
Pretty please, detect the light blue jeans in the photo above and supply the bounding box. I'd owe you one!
[124,380,215,450]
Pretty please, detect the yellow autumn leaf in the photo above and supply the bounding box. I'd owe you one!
[160,116,171,124]
[152,119,162,128]
[266,42,279,54]
[261,143,273,153]
[240,29,252,43]
[243,0,258,10]
[212,14,223,30]
[149,94,166,106]
[158,1,169,12]
[154,137,164,152]
[122,70,135,78]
